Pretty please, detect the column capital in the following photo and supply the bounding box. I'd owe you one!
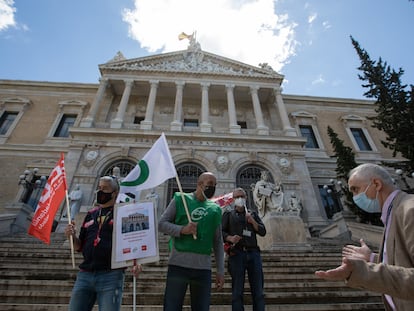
[273,86,283,95]
[124,79,135,86]
[249,85,260,93]
[200,82,211,89]
[175,81,186,88]
[225,83,235,90]
[149,80,159,86]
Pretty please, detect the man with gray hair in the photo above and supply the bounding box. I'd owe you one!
[65,176,141,311]
[315,163,414,310]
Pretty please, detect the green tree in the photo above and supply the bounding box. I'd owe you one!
[327,126,358,213]
[351,36,414,175]
[327,126,382,224]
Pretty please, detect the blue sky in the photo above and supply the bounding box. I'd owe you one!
[0,0,413,100]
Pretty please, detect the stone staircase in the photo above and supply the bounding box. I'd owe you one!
[0,233,385,311]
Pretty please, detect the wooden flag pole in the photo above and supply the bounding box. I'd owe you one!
[65,190,76,268]
[175,176,197,239]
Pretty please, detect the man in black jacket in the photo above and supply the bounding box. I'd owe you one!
[222,187,266,311]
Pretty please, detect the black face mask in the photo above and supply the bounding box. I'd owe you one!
[203,186,216,199]
[96,190,113,204]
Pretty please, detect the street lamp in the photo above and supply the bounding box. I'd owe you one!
[18,168,46,209]
[394,169,414,193]
[322,179,346,218]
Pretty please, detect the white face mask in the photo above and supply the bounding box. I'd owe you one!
[234,197,246,207]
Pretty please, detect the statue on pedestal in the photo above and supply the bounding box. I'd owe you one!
[68,184,83,220]
[252,171,285,218]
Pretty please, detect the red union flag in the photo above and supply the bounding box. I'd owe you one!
[28,153,67,244]
[212,192,233,208]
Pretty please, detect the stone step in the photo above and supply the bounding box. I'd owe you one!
[0,289,382,305]
[0,234,384,311]
[0,302,386,311]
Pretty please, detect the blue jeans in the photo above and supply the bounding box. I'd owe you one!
[164,264,212,311]
[69,269,125,311]
[228,249,265,311]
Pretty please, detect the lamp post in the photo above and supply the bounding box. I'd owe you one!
[322,179,345,218]
[394,169,414,193]
[18,168,47,210]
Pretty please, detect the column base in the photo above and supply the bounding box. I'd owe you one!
[110,119,123,129]
[256,126,269,135]
[140,120,153,130]
[229,125,241,134]
[284,127,297,137]
[200,123,212,133]
[170,121,182,131]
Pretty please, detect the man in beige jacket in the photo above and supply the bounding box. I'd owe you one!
[315,163,414,311]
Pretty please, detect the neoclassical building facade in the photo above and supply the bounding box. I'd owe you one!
[0,40,400,235]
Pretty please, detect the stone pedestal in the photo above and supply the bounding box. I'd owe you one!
[257,212,309,250]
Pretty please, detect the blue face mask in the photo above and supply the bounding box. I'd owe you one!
[352,182,381,213]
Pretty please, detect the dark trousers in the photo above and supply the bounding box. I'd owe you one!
[228,249,265,311]
[163,264,212,311]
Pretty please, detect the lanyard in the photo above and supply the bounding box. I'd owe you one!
[94,207,112,247]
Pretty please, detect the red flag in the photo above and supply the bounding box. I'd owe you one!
[28,153,67,244]
[212,192,234,208]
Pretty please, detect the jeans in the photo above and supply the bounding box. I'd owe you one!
[228,249,265,311]
[69,269,125,311]
[163,264,212,311]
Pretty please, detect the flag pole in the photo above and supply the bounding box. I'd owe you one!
[175,176,197,239]
[65,190,76,268]
[133,259,137,311]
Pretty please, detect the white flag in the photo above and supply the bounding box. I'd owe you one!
[120,133,177,194]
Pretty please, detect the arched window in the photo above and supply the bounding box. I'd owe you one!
[101,160,136,178]
[236,164,273,212]
[167,162,206,201]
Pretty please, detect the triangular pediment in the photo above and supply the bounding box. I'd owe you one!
[100,47,283,81]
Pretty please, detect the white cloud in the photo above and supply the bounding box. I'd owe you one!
[122,0,298,71]
[311,74,325,85]
[0,0,16,31]
[308,13,317,24]
[322,21,331,30]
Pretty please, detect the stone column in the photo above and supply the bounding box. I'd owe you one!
[274,87,297,136]
[250,86,269,135]
[200,82,212,133]
[111,79,134,129]
[141,80,159,130]
[170,81,185,131]
[80,78,109,127]
[226,84,241,134]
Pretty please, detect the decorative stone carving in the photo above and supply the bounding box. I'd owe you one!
[277,157,292,174]
[214,155,231,173]
[84,150,99,167]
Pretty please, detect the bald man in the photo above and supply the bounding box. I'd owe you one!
[158,172,224,311]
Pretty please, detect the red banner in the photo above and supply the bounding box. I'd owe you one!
[212,192,234,208]
[28,153,67,244]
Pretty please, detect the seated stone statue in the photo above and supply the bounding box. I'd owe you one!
[252,170,285,217]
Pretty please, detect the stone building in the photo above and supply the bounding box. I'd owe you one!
[0,39,403,236]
